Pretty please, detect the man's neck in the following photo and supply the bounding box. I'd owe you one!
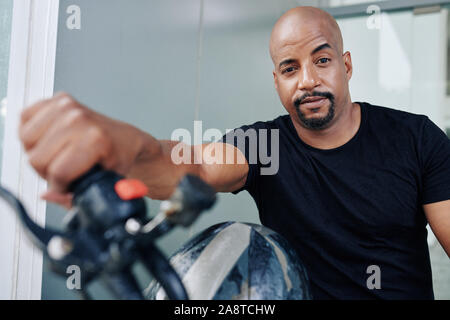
[292,102,361,150]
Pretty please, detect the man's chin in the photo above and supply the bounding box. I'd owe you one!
[299,119,332,130]
[293,96,335,130]
[297,110,335,130]
[302,109,329,119]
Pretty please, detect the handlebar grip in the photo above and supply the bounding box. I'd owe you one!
[68,164,105,195]
[177,175,216,213]
[167,175,217,227]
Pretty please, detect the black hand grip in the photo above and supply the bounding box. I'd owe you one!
[68,164,105,195]
[167,175,217,227]
[177,175,216,213]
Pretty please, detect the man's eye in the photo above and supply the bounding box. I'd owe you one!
[317,58,330,64]
[282,67,296,74]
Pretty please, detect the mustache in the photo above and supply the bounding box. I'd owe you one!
[294,91,335,108]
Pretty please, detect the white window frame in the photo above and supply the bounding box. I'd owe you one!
[0,0,59,299]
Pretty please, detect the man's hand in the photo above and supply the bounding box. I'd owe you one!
[19,92,149,207]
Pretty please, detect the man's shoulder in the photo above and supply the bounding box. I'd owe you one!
[362,102,427,121]
[361,101,429,132]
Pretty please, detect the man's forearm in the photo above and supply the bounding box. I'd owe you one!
[126,131,248,199]
[126,131,201,200]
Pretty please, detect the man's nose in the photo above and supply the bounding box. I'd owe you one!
[297,64,321,91]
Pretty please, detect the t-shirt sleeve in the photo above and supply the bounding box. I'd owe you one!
[219,119,280,195]
[420,117,450,204]
[219,123,262,195]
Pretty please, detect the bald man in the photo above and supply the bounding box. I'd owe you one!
[19,7,450,299]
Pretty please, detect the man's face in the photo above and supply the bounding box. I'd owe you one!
[271,19,352,130]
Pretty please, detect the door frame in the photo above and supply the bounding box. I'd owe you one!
[0,0,59,299]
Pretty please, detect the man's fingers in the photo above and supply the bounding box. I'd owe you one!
[20,92,68,123]
[40,190,73,210]
[20,97,52,125]
[19,92,113,191]
[19,92,143,197]
[46,127,112,193]
[19,93,76,151]
[26,109,90,178]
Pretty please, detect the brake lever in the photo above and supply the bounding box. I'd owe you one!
[0,184,62,249]
[0,183,101,289]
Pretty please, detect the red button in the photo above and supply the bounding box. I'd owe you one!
[114,179,149,200]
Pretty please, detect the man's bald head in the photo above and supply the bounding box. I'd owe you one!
[269,6,344,63]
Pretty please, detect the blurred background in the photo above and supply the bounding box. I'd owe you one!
[0,0,449,299]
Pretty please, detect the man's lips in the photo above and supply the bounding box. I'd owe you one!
[299,97,328,109]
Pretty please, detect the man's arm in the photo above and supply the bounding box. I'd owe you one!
[126,140,249,200]
[19,93,249,207]
[424,200,450,257]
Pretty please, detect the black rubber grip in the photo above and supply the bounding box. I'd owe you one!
[68,164,104,195]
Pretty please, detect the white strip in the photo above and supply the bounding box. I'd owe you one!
[156,222,251,300]
[0,0,59,300]
[182,222,251,299]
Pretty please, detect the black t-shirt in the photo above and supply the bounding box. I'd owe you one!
[221,102,450,299]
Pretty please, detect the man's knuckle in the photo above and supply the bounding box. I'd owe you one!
[28,153,46,174]
[47,166,67,185]
[89,126,108,144]
[19,130,34,149]
[20,100,45,123]
[57,93,83,112]
[20,109,30,123]
[56,92,72,101]
[66,108,88,126]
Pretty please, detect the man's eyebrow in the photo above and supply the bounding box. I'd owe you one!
[311,43,332,55]
[278,58,297,69]
[278,43,333,69]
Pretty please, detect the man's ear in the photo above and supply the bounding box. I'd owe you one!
[343,51,353,81]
